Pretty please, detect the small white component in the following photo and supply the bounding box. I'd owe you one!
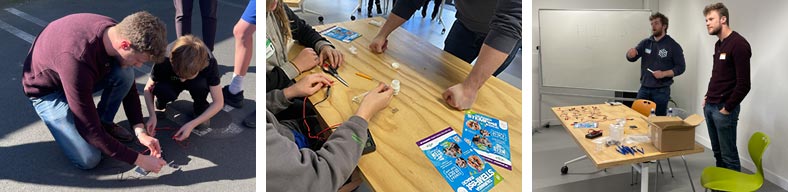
[391,62,400,69]
[391,80,401,95]
[352,91,369,104]
[348,45,358,55]
[369,20,383,27]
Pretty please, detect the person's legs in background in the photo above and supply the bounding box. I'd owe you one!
[30,92,101,170]
[444,20,483,64]
[368,0,381,17]
[651,87,670,116]
[711,103,742,171]
[636,86,657,114]
[225,0,256,128]
[198,0,218,51]
[704,103,726,169]
[224,0,255,108]
[421,0,429,18]
[174,0,194,38]
[175,0,218,51]
[431,0,442,20]
[444,20,513,77]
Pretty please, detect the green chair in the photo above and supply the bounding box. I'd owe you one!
[701,132,770,192]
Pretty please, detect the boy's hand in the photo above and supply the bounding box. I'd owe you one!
[319,45,344,68]
[283,74,334,99]
[293,48,319,72]
[146,116,157,137]
[356,83,394,121]
[173,122,197,141]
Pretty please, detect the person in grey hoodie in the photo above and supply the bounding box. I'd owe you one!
[266,73,394,191]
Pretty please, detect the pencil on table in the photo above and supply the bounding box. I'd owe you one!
[355,72,373,80]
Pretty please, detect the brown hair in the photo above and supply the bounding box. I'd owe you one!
[649,12,669,32]
[703,2,730,26]
[116,11,168,63]
[169,35,210,79]
[268,0,291,41]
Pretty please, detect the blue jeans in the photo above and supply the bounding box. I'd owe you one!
[444,20,519,76]
[29,63,134,169]
[636,86,670,116]
[704,103,741,171]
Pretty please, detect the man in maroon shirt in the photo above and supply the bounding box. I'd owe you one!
[22,12,168,172]
[702,2,751,172]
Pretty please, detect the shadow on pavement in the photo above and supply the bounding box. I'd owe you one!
[0,99,256,188]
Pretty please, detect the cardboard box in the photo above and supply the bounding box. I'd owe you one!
[649,114,704,152]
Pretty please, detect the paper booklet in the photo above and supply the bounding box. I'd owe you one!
[417,127,503,192]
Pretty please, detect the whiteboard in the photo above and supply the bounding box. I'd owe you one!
[539,9,652,92]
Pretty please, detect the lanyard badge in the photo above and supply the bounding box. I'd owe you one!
[266,38,275,59]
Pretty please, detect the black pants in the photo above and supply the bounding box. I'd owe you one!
[367,0,380,10]
[444,20,520,76]
[174,0,217,51]
[421,0,442,18]
[153,78,211,116]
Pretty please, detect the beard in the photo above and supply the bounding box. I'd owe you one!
[652,29,663,37]
[708,25,722,36]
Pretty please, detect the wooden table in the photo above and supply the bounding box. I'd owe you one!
[551,104,704,191]
[288,18,522,191]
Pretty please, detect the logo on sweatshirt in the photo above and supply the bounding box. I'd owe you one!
[658,49,668,58]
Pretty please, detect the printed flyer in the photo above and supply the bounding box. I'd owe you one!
[417,127,503,192]
[462,112,512,170]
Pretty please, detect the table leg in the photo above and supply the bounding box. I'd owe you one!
[642,165,649,192]
[350,0,362,20]
[682,155,696,192]
[561,155,587,175]
[632,163,650,192]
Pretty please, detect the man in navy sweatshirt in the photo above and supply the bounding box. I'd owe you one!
[702,2,751,172]
[626,12,686,116]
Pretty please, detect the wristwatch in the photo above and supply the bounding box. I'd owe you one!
[134,127,146,137]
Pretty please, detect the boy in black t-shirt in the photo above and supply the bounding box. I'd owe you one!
[143,35,223,141]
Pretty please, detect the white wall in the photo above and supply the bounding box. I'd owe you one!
[532,0,682,129]
[659,0,788,189]
[532,0,643,128]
